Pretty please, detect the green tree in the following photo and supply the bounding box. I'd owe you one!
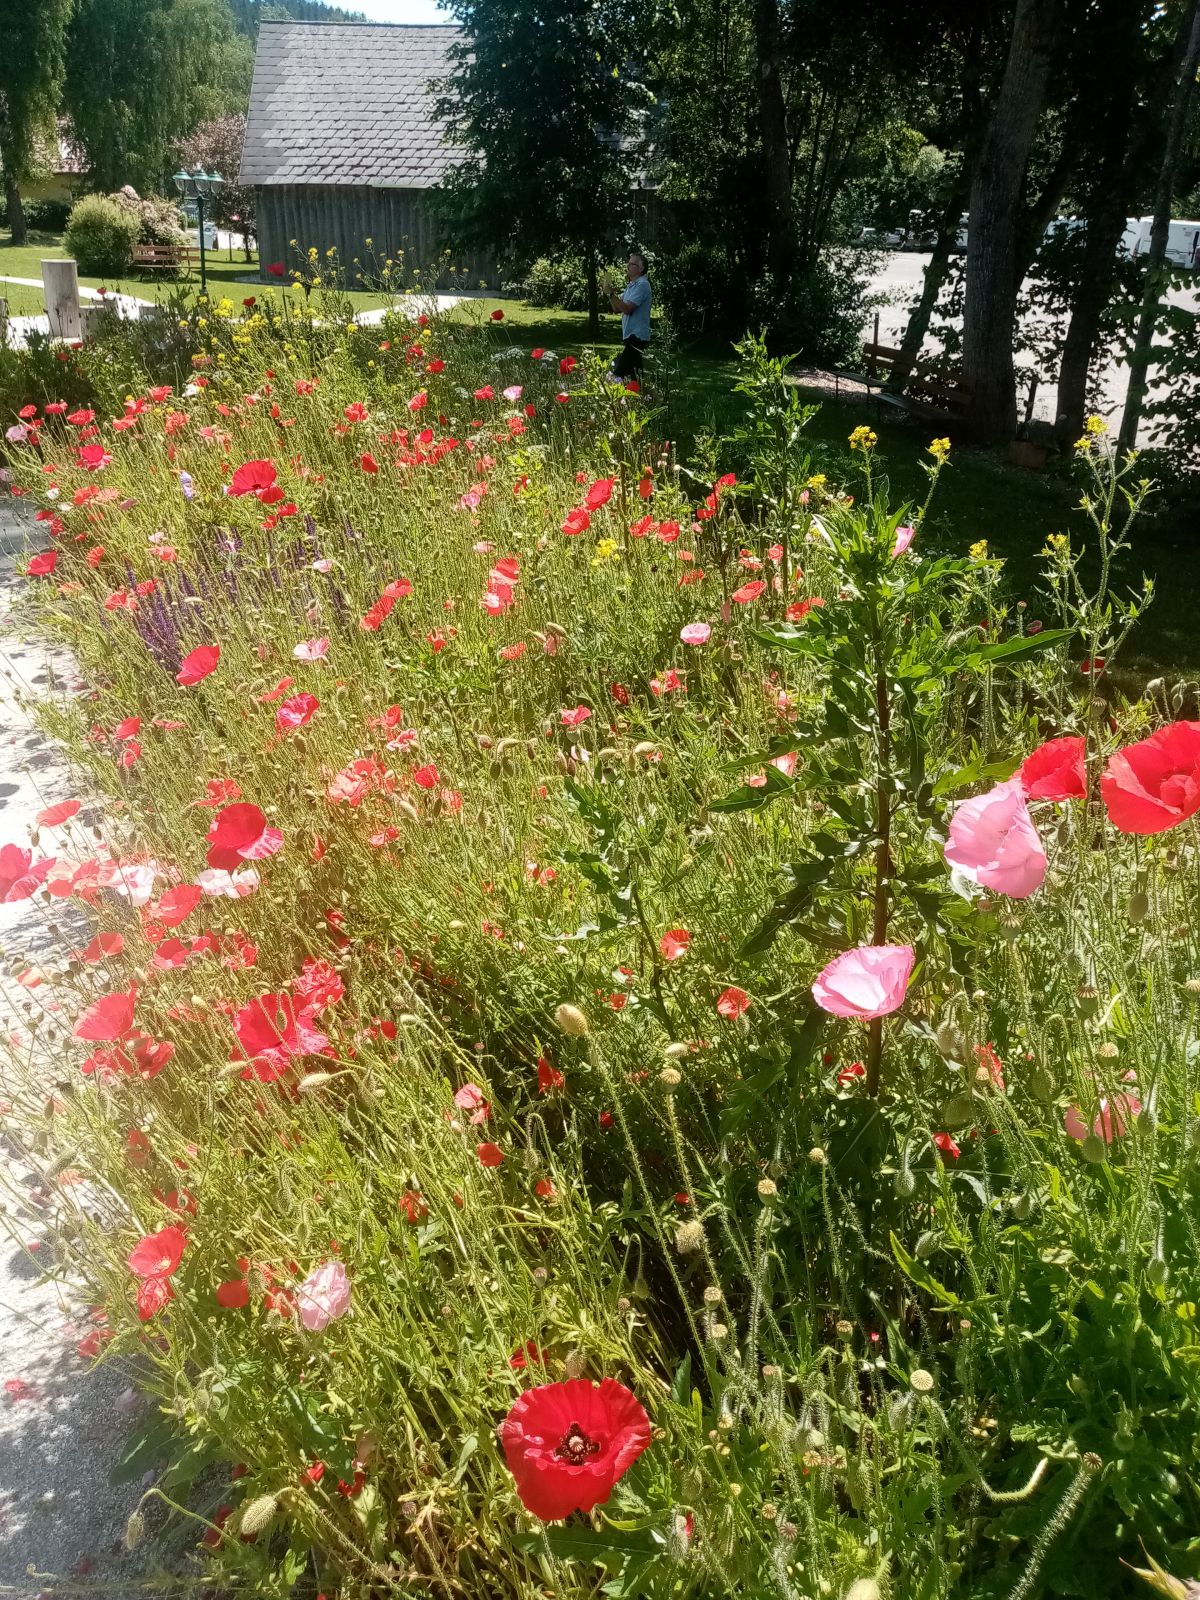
[64,0,252,193]
[177,113,256,257]
[434,0,657,334]
[0,0,74,246]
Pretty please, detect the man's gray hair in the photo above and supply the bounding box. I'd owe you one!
[628,251,648,274]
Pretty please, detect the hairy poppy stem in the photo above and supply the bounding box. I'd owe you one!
[866,643,892,1097]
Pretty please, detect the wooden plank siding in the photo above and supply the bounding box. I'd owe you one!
[254,185,497,291]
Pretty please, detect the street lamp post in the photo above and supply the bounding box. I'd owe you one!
[172,169,226,295]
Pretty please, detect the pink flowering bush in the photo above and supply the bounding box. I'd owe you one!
[0,312,1196,1599]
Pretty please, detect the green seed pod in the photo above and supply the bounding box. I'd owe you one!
[941,1092,975,1129]
[893,1167,917,1198]
[1011,1191,1035,1221]
[1080,1134,1107,1164]
[1127,892,1149,924]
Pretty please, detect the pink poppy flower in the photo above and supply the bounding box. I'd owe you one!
[293,638,330,662]
[295,1260,351,1331]
[812,945,915,1019]
[276,692,320,733]
[680,622,711,645]
[891,525,916,557]
[560,705,592,728]
[944,778,1046,899]
[731,580,766,604]
[1063,1092,1142,1143]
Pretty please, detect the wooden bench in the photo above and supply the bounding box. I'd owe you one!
[131,244,204,278]
[861,340,974,428]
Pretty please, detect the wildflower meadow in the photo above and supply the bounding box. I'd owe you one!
[1,294,1199,1600]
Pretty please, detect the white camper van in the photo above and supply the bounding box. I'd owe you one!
[1126,217,1200,267]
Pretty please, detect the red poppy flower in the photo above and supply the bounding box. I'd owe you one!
[276,692,320,733]
[1100,721,1200,834]
[501,1377,651,1520]
[659,928,690,961]
[128,1224,187,1278]
[228,459,283,503]
[933,1132,961,1160]
[265,261,286,278]
[36,798,81,827]
[206,803,282,870]
[155,884,203,926]
[232,991,329,1082]
[491,308,505,321]
[176,643,220,686]
[561,507,591,537]
[136,1276,174,1321]
[731,579,767,604]
[216,1278,250,1309]
[75,931,124,964]
[716,985,750,1019]
[74,985,137,1041]
[1019,735,1086,801]
[586,477,615,510]
[560,705,592,728]
[0,844,57,902]
[344,402,369,423]
[537,1057,564,1094]
[26,551,58,577]
[477,1142,504,1167]
[360,452,379,473]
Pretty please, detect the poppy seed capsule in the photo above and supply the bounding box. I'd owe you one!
[660,1066,682,1088]
[555,1003,590,1037]
[664,1042,689,1059]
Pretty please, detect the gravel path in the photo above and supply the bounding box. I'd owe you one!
[0,498,151,1598]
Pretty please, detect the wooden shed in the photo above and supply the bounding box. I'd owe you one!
[239,21,494,289]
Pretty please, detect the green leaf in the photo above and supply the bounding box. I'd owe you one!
[967,628,1073,664]
[108,1413,181,1486]
[738,857,834,958]
[669,1352,692,1406]
[710,762,796,813]
[890,1230,959,1307]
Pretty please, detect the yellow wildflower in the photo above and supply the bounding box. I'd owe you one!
[968,540,989,560]
[805,473,827,490]
[928,437,951,461]
[849,425,877,452]
[591,537,620,567]
[1084,414,1107,435]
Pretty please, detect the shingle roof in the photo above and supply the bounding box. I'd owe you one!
[239,22,462,189]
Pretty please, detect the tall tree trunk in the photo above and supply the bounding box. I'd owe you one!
[755,0,796,285]
[963,0,1060,441]
[884,177,971,394]
[3,171,27,247]
[585,249,599,339]
[1054,8,1140,444]
[1118,0,1200,452]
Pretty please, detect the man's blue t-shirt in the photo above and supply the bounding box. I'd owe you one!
[622,275,651,342]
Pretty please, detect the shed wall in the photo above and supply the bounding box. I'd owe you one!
[255,185,496,290]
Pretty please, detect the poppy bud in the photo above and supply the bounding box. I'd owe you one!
[1126,891,1149,923]
[298,1072,337,1094]
[844,1581,883,1600]
[554,1003,590,1037]
[893,1168,916,1198]
[239,1494,278,1537]
[674,1220,705,1254]
[124,1510,146,1551]
[664,1041,689,1058]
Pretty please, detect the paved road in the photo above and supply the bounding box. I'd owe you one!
[0,501,153,1597]
[863,251,1199,442]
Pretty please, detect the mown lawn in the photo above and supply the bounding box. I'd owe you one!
[4,230,1191,672]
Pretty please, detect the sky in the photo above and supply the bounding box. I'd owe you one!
[350,0,454,20]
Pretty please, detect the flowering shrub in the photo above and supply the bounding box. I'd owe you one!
[1,304,1198,1600]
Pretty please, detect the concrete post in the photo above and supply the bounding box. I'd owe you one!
[42,259,83,340]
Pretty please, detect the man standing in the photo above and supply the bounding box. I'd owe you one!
[609,252,651,380]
